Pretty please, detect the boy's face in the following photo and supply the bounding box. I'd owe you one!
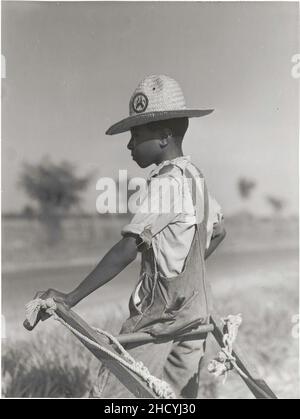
[127,125,163,168]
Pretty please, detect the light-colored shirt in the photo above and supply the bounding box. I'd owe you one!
[122,156,223,278]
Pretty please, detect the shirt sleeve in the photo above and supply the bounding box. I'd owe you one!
[121,172,184,249]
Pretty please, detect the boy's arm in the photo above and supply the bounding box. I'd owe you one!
[205,220,226,260]
[38,235,138,309]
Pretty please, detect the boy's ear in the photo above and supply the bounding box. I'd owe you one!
[159,137,168,148]
[159,128,172,148]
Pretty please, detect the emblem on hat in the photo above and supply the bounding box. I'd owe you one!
[132,93,148,114]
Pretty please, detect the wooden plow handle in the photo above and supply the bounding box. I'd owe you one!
[24,315,42,331]
[23,301,277,399]
[23,301,212,398]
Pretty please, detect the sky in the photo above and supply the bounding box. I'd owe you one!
[1,1,299,216]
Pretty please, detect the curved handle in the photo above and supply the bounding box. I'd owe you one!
[23,312,43,331]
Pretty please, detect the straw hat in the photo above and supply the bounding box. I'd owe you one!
[106,74,214,135]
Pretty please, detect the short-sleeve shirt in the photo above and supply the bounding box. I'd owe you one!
[122,156,223,278]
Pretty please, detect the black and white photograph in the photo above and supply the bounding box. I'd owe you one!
[1,0,299,400]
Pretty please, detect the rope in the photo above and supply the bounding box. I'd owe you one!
[208,314,248,382]
[25,298,176,399]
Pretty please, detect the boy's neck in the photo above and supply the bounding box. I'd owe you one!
[155,149,184,166]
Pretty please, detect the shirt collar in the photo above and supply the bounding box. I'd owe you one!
[148,155,191,180]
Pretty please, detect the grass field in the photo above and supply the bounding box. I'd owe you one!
[1,216,299,398]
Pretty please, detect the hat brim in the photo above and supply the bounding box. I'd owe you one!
[106,109,214,135]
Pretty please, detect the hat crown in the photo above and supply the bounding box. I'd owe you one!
[129,74,187,116]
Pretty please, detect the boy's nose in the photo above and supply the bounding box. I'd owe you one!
[127,138,134,151]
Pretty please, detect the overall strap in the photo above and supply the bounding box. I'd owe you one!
[184,165,209,231]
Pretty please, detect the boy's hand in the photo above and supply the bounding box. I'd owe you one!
[205,220,226,260]
[212,220,224,238]
[35,289,73,322]
[24,289,73,331]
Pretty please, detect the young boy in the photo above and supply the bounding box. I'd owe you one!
[38,75,226,398]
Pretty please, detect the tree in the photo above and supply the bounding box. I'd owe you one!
[237,177,256,200]
[19,158,91,244]
[266,196,285,216]
[22,205,36,219]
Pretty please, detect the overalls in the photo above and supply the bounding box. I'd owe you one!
[91,165,211,398]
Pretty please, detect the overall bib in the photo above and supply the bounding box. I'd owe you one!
[91,165,211,398]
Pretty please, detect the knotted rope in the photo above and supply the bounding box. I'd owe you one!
[25,298,175,399]
[208,314,247,382]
